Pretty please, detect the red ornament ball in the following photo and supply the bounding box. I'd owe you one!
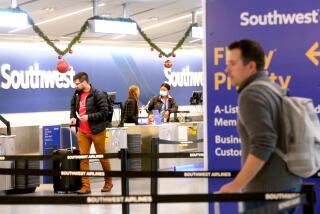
[56,59,70,73]
[69,49,73,54]
[158,54,162,58]
[172,53,176,57]
[151,47,154,52]
[164,60,173,68]
[58,55,62,60]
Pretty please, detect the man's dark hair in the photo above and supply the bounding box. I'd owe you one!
[160,82,171,91]
[73,72,89,83]
[228,39,265,72]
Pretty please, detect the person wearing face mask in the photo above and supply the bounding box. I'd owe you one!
[70,72,113,194]
[121,85,140,125]
[147,83,178,122]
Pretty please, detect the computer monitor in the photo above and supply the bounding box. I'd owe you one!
[137,116,148,125]
[107,92,116,104]
[189,91,203,105]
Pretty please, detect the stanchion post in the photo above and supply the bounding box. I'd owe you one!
[151,138,159,214]
[301,183,316,214]
[120,148,129,214]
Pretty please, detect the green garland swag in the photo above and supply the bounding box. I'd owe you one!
[6,8,199,57]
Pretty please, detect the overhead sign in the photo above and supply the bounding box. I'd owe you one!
[0,63,75,90]
[0,43,202,113]
[205,0,320,213]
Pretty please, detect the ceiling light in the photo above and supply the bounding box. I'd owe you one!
[191,26,203,39]
[90,19,138,35]
[9,3,106,33]
[0,10,29,28]
[111,11,203,40]
[112,14,192,40]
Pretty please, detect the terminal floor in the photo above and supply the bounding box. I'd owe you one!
[0,177,208,214]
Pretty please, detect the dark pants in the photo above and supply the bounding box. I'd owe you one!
[244,187,301,214]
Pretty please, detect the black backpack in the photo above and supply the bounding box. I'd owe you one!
[94,91,114,127]
[102,92,114,127]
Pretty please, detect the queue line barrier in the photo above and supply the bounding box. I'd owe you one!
[0,137,316,214]
[0,191,309,214]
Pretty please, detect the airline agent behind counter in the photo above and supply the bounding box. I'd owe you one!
[147,83,178,122]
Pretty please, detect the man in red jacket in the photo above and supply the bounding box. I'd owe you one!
[70,72,113,194]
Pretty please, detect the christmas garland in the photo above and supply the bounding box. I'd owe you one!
[136,22,198,58]
[28,17,88,56]
[5,7,198,58]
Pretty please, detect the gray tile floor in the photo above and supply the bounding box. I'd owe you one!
[0,177,208,214]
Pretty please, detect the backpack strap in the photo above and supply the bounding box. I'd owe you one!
[248,80,286,97]
[240,80,288,161]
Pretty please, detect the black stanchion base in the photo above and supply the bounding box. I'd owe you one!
[6,187,37,194]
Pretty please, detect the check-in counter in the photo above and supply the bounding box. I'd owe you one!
[89,122,203,172]
[125,124,158,170]
[0,135,15,191]
[90,127,127,171]
[125,122,204,171]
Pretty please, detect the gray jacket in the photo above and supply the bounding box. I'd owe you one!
[237,71,301,192]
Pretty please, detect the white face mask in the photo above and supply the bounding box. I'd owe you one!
[160,90,168,97]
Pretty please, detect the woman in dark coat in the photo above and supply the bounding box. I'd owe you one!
[122,85,140,124]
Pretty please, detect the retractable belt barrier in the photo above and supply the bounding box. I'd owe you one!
[0,168,237,178]
[154,139,203,144]
[0,192,304,204]
[1,153,320,178]
[0,152,204,161]
[0,137,316,214]
[0,191,311,214]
